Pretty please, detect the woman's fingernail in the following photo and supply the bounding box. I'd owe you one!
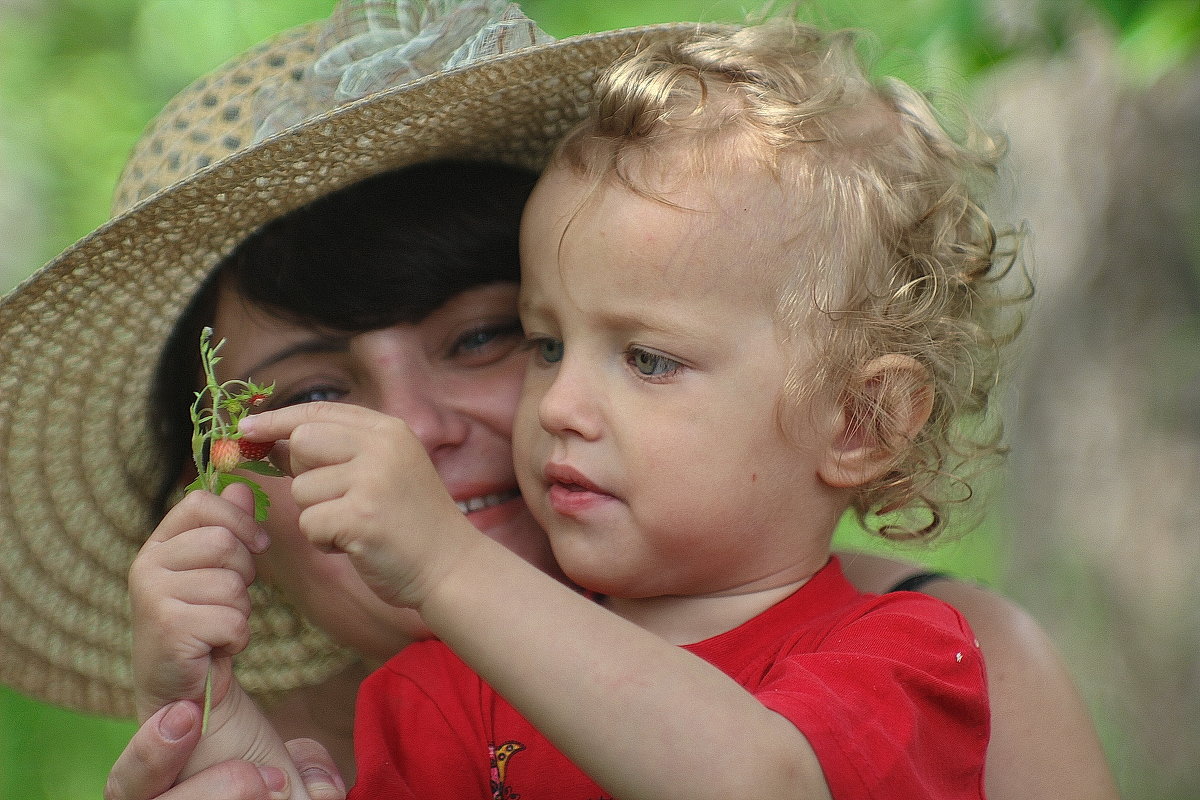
[159,701,196,742]
[301,766,345,798]
[258,766,289,798]
[239,416,257,434]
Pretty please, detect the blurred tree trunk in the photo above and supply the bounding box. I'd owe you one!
[980,22,1200,799]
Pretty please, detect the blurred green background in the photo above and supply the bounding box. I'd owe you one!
[1,1,1197,798]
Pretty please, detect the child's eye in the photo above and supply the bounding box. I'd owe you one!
[628,347,681,379]
[530,337,564,364]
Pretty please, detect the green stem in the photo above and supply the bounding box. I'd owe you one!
[202,666,213,735]
[197,328,223,730]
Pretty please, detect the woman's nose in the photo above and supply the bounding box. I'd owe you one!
[377,378,470,454]
[358,330,470,454]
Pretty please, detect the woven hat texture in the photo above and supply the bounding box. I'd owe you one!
[0,0,713,716]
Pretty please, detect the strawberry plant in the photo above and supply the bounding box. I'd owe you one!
[183,326,282,521]
[183,326,283,731]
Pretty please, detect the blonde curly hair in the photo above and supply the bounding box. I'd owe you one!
[553,18,1028,540]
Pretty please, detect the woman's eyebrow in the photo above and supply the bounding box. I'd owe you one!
[246,335,352,377]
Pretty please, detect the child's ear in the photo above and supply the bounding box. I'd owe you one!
[819,354,934,488]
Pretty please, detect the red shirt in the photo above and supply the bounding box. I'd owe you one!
[351,557,989,799]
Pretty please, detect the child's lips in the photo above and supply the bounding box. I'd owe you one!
[543,463,614,515]
[543,462,604,493]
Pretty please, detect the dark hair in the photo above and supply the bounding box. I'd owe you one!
[151,159,539,515]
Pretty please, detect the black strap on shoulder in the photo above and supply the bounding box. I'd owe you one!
[887,571,950,594]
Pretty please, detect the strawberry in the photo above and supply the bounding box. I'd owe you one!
[238,438,275,462]
[209,438,242,472]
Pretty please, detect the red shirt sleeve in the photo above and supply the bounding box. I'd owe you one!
[754,593,989,799]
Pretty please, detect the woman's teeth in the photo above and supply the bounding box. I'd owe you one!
[456,489,520,514]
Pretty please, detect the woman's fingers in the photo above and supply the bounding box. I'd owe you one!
[285,739,348,800]
[105,702,288,800]
[105,702,201,800]
[105,697,345,800]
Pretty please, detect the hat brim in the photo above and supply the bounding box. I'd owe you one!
[0,21,713,716]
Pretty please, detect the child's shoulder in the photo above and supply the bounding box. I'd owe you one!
[825,585,984,686]
[798,558,983,662]
[813,556,977,638]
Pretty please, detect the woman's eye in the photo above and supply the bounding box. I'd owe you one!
[277,385,346,407]
[451,320,524,362]
[533,337,564,364]
[628,348,681,378]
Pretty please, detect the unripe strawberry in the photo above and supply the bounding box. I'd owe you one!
[209,438,241,472]
[238,438,275,462]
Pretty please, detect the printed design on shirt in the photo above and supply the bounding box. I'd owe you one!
[489,740,526,799]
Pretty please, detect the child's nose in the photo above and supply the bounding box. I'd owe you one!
[536,359,601,441]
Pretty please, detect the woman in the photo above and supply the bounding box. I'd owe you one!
[0,2,1116,799]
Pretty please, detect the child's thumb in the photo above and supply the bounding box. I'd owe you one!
[220,481,256,516]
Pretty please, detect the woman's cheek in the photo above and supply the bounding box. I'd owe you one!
[252,475,432,657]
[251,475,304,587]
[466,355,528,437]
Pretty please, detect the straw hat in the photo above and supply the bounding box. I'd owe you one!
[0,0,716,717]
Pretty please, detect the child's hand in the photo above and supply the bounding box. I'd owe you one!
[128,484,266,725]
[239,402,479,611]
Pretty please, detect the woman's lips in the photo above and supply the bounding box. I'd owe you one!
[454,489,520,515]
[454,489,526,534]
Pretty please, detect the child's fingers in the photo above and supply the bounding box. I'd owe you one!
[284,422,365,473]
[239,400,387,443]
[140,560,252,653]
[267,439,294,477]
[296,499,351,554]
[131,585,251,694]
[151,526,258,589]
[178,603,253,659]
[131,557,254,629]
[218,481,256,517]
[288,459,359,511]
[150,490,269,554]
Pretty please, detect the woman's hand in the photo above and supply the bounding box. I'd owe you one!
[105,701,347,800]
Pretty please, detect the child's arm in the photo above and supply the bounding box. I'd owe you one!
[421,539,836,800]
[128,484,313,799]
[242,404,835,800]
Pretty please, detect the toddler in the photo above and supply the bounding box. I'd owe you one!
[136,17,1024,800]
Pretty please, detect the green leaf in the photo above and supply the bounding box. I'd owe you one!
[213,473,273,522]
[238,459,285,478]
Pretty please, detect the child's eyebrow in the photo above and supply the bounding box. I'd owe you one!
[593,308,681,336]
[246,335,352,376]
